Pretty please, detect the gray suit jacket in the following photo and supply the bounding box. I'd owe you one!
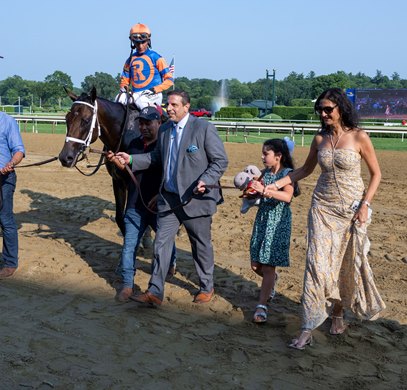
[132,115,228,217]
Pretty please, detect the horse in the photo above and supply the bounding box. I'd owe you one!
[58,87,140,235]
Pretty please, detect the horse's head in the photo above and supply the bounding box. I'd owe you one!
[59,87,100,168]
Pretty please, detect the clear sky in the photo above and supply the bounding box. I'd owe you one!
[1,0,406,87]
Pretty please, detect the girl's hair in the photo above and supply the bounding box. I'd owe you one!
[263,138,301,197]
[314,87,359,131]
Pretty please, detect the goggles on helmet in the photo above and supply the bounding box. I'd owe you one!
[130,33,150,43]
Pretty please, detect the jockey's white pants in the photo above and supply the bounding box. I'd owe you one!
[115,91,163,110]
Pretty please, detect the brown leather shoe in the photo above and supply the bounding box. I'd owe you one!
[130,291,162,306]
[193,289,214,304]
[115,287,133,302]
[0,267,17,279]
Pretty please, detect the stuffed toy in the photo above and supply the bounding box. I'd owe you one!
[233,165,263,214]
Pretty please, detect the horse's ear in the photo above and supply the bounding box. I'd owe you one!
[90,87,97,103]
[64,86,78,101]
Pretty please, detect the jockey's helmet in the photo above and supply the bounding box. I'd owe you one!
[129,23,151,44]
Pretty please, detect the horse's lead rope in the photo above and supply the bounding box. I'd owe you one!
[90,148,192,214]
[123,164,192,215]
[14,156,59,168]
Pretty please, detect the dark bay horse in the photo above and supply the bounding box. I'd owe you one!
[59,87,140,234]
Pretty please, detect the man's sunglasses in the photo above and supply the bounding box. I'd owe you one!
[130,33,149,42]
[316,104,338,115]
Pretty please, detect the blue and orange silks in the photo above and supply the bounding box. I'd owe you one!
[119,49,174,93]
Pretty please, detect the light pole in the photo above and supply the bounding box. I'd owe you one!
[271,69,276,108]
[265,69,276,115]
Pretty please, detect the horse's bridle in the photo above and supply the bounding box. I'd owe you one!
[63,99,105,176]
[65,100,101,148]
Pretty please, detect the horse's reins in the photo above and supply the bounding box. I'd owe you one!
[65,95,133,176]
[115,87,133,153]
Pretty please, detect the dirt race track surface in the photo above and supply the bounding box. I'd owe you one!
[1,133,406,389]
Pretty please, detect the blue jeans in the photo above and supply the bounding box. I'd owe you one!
[117,207,176,288]
[0,172,18,268]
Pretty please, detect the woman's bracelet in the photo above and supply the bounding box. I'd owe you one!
[362,200,371,207]
[274,182,281,190]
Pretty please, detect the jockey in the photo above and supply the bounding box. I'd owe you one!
[116,23,174,110]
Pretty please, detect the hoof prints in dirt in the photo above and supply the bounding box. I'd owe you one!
[18,189,122,284]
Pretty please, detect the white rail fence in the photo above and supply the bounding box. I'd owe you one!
[11,115,407,144]
[214,121,406,145]
[13,114,66,134]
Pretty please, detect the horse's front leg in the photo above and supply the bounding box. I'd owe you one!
[112,177,127,236]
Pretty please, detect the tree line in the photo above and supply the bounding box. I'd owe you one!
[1,69,406,112]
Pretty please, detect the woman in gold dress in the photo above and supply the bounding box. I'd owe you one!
[266,88,386,350]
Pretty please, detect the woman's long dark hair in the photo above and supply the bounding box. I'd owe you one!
[263,138,300,197]
[314,88,359,131]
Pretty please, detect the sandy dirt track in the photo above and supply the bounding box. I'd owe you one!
[0,133,406,389]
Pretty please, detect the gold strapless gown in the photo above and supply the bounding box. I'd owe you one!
[302,148,385,330]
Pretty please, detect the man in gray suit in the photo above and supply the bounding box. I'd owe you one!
[115,90,228,305]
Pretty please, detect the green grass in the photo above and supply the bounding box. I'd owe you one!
[20,122,66,135]
[218,131,407,151]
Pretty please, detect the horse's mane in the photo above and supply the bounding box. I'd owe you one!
[76,92,126,116]
[98,96,126,116]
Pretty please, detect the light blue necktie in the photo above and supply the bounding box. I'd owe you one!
[166,123,179,193]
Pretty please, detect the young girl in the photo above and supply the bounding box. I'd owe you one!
[249,138,298,323]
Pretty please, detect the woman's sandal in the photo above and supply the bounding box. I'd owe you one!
[330,316,347,335]
[267,272,279,302]
[289,330,313,350]
[252,304,268,323]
